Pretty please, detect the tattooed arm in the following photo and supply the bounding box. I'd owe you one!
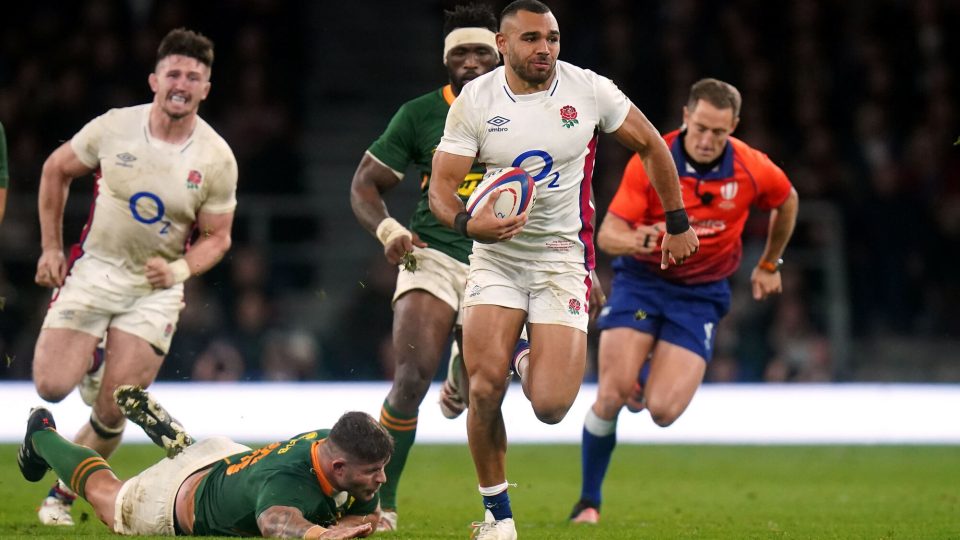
[256,506,373,539]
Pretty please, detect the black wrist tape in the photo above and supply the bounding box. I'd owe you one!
[454,211,472,238]
[664,208,690,234]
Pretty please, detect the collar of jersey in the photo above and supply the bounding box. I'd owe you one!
[500,65,560,103]
[671,131,735,181]
[442,84,456,106]
[310,439,337,497]
[141,104,196,153]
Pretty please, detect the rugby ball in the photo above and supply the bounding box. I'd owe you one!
[465,167,537,219]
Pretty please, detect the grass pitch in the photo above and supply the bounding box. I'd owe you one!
[1,442,958,539]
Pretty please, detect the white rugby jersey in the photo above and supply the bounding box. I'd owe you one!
[69,104,237,288]
[438,61,631,267]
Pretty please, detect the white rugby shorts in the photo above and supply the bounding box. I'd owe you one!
[393,246,470,325]
[42,256,185,354]
[463,252,591,332]
[113,437,250,536]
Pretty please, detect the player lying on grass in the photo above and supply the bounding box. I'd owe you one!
[17,386,392,538]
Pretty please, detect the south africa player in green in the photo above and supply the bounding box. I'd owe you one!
[18,402,393,539]
[348,3,499,531]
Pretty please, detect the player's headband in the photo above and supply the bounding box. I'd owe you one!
[443,27,499,65]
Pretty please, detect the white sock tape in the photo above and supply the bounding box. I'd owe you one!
[478,481,511,496]
[584,407,617,436]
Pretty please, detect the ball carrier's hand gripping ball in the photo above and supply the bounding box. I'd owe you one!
[466,167,537,219]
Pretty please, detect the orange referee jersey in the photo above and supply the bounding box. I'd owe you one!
[607,130,793,284]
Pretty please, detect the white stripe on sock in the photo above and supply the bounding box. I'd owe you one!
[478,481,510,496]
[584,407,617,436]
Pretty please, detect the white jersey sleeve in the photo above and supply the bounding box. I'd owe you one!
[198,150,238,214]
[592,71,631,133]
[70,110,118,168]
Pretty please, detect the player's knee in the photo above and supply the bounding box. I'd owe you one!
[467,375,507,410]
[34,379,72,403]
[532,401,573,425]
[391,368,432,404]
[646,398,682,427]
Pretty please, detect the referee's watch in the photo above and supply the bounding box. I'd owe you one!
[758,258,783,273]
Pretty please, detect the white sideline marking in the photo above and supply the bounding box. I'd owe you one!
[2,382,959,444]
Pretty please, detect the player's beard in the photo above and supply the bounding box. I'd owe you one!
[512,54,555,86]
[452,70,481,94]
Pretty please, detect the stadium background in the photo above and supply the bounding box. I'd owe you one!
[1,0,958,387]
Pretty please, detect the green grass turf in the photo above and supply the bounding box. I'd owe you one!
[1,443,958,539]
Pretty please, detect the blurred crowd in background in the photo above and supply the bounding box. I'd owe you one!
[1,0,957,384]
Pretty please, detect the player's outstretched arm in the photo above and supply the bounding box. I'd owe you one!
[257,505,374,539]
[349,153,424,265]
[36,141,96,288]
[612,106,699,268]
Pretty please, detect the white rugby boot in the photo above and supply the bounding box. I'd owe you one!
[470,510,517,540]
[38,495,75,526]
[377,509,397,531]
[438,341,467,419]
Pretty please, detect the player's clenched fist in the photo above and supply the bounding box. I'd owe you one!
[145,257,176,288]
[631,224,662,255]
[35,249,66,288]
[660,227,699,269]
[384,232,425,266]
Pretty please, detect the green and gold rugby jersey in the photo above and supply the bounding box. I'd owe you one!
[192,430,378,536]
[367,85,484,264]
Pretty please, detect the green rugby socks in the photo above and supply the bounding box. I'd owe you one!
[378,400,418,510]
[31,429,112,497]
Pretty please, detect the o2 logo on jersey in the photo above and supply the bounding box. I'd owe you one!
[512,150,560,189]
[129,191,172,235]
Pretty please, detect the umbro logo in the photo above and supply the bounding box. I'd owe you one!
[115,152,137,168]
[487,116,510,132]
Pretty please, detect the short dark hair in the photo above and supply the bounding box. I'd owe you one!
[444,3,498,35]
[157,28,214,68]
[328,411,394,464]
[688,78,742,118]
[501,0,551,22]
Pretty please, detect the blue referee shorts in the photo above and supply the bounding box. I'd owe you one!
[596,258,732,361]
